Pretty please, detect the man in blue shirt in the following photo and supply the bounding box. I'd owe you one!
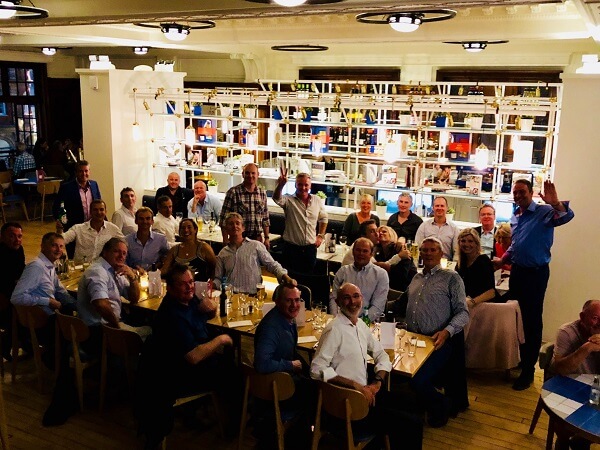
[125,207,169,270]
[497,179,574,390]
[187,180,222,222]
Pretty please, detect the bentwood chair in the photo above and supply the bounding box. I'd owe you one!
[55,311,98,411]
[99,324,143,412]
[238,363,297,450]
[528,342,556,448]
[0,172,29,223]
[11,305,49,392]
[311,381,390,450]
[33,179,61,221]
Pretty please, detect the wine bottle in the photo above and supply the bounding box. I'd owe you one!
[220,276,228,317]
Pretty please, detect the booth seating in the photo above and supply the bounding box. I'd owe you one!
[463,300,525,371]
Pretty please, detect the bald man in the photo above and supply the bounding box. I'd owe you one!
[155,172,193,219]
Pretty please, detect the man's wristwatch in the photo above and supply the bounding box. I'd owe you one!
[373,375,385,384]
[317,233,325,239]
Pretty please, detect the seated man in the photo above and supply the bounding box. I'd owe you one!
[215,212,294,294]
[341,219,379,266]
[403,237,469,427]
[111,187,137,236]
[152,195,178,247]
[76,237,150,338]
[136,264,240,448]
[125,207,169,270]
[551,299,600,375]
[154,172,193,219]
[253,284,312,447]
[311,283,422,450]
[187,180,222,222]
[58,199,124,261]
[330,237,389,322]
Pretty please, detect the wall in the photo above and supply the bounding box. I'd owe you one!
[543,74,600,341]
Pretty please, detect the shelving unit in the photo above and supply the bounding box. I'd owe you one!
[134,80,561,215]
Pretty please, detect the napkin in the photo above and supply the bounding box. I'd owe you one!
[227,320,253,328]
[297,336,318,344]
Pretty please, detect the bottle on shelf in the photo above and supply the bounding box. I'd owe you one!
[220,276,228,317]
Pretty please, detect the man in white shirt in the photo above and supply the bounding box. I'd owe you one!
[58,199,124,261]
[330,238,388,322]
[475,204,497,258]
[111,187,137,236]
[152,195,178,247]
[415,196,459,260]
[187,180,222,222]
[311,283,422,449]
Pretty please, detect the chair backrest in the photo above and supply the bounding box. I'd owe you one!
[387,288,403,302]
[539,342,555,381]
[56,311,90,343]
[36,179,61,195]
[14,305,48,330]
[288,270,331,307]
[296,284,312,309]
[0,171,11,185]
[318,381,370,422]
[242,363,295,402]
[102,323,144,358]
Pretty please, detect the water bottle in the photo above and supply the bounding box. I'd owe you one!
[361,306,371,326]
[219,276,228,317]
[148,263,161,297]
[58,201,68,226]
[590,375,600,406]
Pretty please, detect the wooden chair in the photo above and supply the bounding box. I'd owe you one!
[296,284,312,309]
[0,381,9,450]
[33,179,61,221]
[529,342,556,448]
[99,323,143,412]
[11,305,49,392]
[55,311,98,411]
[238,363,296,450]
[312,381,390,450]
[0,172,29,223]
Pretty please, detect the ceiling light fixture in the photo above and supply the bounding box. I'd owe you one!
[135,21,216,42]
[356,9,456,33]
[271,44,328,52]
[444,40,509,53]
[0,0,48,20]
[41,47,56,56]
[246,0,343,5]
[133,46,149,55]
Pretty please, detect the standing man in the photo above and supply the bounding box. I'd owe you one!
[497,180,574,390]
[152,196,179,247]
[273,169,328,273]
[111,187,137,236]
[403,237,469,427]
[330,238,389,322]
[214,212,294,294]
[386,193,423,242]
[475,204,497,258]
[11,233,74,315]
[12,142,36,178]
[187,180,222,222]
[58,199,124,261]
[53,160,101,231]
[154,172,193,219]
[415,196,459,260]
[219,163,270,248]
[0,222,26,359]
[311,283,422,449]
[125,207,169,270]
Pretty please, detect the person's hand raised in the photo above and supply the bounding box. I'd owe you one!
[277,165,288,186]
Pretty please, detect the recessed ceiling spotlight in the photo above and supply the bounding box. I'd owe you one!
[133,46,150,55]
[356,9,456,33]
[444,40,509,53]
[135,21,216,42]
[41,47,56,56]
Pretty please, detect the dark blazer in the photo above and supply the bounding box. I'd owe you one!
[474,225,497,258]
[154,186,194,218]
[52,179,101,230]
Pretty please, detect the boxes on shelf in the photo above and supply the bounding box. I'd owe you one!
[197,119,217,143]
[446,142,470,162]
[310,126,329,153]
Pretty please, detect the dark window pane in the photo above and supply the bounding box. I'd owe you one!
[8,68,16,81]
[17,68,25,82]
[9,82,17,96]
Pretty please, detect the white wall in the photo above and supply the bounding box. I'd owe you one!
[544,74,600,341]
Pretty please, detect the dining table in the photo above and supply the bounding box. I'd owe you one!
[541,374,600,448]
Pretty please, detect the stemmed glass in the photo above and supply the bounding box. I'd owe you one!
[396,321,407,353]
[339,235,348,252]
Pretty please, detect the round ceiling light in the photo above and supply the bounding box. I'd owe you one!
[133,46,150,55]
[0,0,48,19]
[274,0,306,6]
[41,47,56,56]
[356,9,456,33]
[271,44,328,52]
[444,40,509,53]
[135,21,216,42]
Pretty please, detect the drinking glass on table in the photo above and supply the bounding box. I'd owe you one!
[255,283,266,308]
[396,321,407,353]
[339,235,348,251]
[175,212,183,222]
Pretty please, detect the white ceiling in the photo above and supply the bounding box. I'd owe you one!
[0,1,598,69]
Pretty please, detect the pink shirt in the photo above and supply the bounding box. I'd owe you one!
[78,183,93,221]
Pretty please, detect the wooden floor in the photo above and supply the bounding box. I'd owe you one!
[1,216,597,449]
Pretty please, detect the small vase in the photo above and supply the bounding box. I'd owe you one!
[243,107,257,119]
[519,118,534,132]
[208,185,218,193]
[376,205,387,217]
[330,111,341,123]
[469,116,483,130]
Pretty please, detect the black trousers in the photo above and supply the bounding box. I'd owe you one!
[282,241,317,274]
[510,263,549,377]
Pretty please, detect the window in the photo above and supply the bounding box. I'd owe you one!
[0,62,46,149]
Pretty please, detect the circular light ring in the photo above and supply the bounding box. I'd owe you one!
[356,9,456,26]
[246,0,344,5]
[135,20,216,31]
[0,1,48,19]
[271,44,328,52]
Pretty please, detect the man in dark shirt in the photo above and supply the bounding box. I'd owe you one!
[0,222,26,359]
[386,193,423,242]
[154,172,193,219]
[137,264,239,447]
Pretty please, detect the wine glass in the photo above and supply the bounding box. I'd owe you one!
[396,321,407,353]
[339,235,348,252]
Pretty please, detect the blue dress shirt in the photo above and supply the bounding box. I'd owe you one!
[505,201,574,268]
[187,193,222,222]
[254,307,297,374]
[125,231,169,269]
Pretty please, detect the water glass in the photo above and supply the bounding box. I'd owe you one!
[67,260,76,274]
[408,337,417,357]
[396,322,407,353]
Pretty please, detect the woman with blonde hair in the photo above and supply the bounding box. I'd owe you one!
[374,225,417,291]
[342,193,380,245]
[457,228,498,307]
